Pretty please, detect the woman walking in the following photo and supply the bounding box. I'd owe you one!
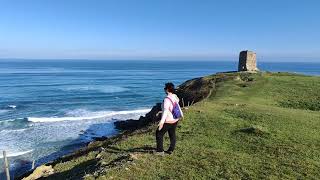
[156,82,183,155]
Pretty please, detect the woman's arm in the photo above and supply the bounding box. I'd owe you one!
[158,98,170,130]
[159,109,169,124]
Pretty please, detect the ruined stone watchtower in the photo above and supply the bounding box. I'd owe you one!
[238,50,259,72]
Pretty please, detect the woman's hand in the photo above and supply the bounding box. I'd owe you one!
[156,111,163,116]
[158,122,164,130]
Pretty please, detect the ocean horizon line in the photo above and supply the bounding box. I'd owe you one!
[0,58,319,63]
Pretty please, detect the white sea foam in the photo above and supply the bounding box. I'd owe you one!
[27,109,150,123]
[0,128,27,133]
[0,150,33,158]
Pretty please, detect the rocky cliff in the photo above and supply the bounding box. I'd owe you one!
[114,72,239,130]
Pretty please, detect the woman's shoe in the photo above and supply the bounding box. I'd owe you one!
[165,150,173,155]
[154,151,165,156]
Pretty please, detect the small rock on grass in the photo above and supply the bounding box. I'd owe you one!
[22,165,54,180]
[96,153,102,159]
[129,153,139,160]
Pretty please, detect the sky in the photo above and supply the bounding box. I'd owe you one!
[0,0,319,61]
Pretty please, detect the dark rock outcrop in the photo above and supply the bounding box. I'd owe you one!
[175,76,215,105]
[114,103,162,130]
[114,73,239,131]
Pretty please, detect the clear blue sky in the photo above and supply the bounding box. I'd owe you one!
[0,0,319,61]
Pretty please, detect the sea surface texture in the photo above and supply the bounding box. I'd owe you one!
[0,60,319,177]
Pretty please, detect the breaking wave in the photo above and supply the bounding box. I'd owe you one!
[27,109,150,123]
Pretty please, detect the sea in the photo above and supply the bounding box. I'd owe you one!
[0,59,319,177]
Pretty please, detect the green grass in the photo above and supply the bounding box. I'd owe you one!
[42,72,320,179]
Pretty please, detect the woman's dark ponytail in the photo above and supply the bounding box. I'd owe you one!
[164,82,175,93]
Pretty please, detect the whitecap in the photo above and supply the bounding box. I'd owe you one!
[0,118,26,123]
[0,110,9,114]
[8,105,17,109]
[27,109,150,123]
[1,119,15,122]
[61,85,129,93]
[0,150,33,158]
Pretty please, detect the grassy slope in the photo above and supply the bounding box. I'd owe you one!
[43,72,320,180]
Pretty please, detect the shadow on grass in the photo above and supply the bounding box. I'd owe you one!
[103,145,155,154]
[43,159,98,180]
[42,146,155,179]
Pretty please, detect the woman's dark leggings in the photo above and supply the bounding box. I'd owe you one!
[156,122,177,152]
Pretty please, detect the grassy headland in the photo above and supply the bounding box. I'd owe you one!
[23,72,320,179]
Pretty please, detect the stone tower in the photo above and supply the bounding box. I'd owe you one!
[238,50,259,71]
